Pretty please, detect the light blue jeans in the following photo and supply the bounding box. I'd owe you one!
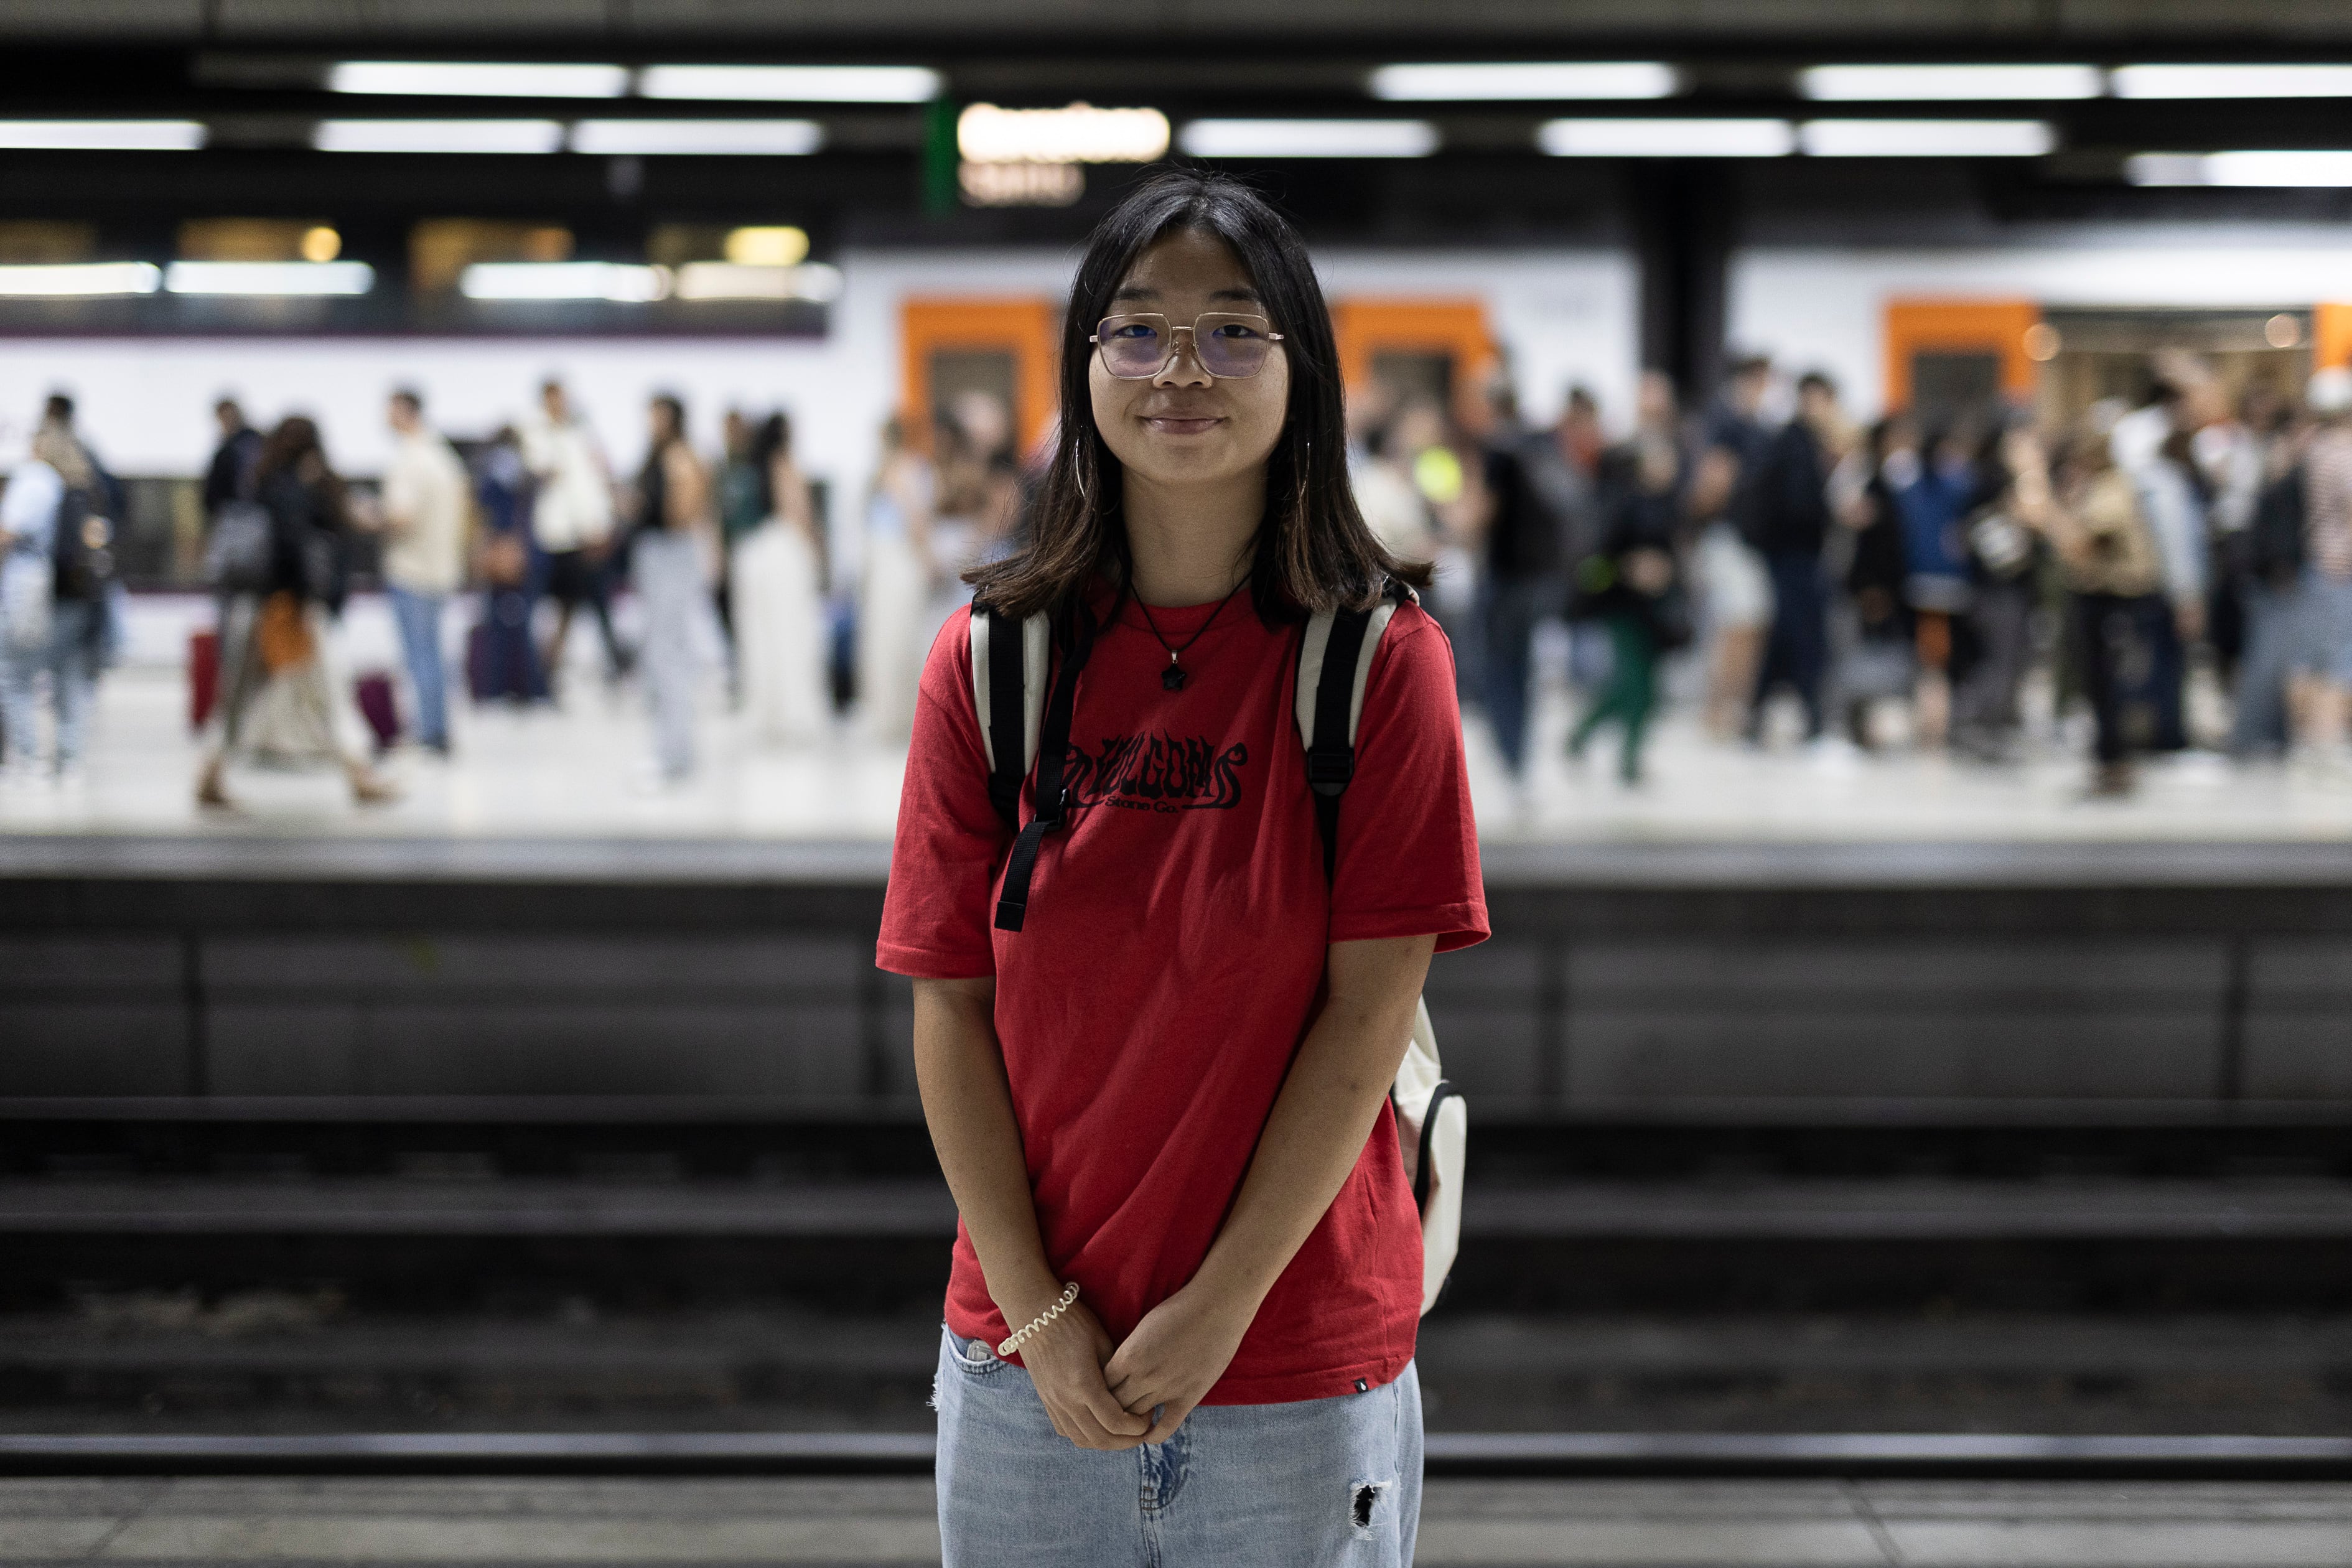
[1,600,95,772]
[386,584,448,747]
[933,1328,1422,1568]
[632,530,701,779]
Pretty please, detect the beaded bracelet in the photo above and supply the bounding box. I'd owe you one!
[997,1281,1081,1358]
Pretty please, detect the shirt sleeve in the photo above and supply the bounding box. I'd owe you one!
[1328,604,1489,953]
[877,607,1007,979]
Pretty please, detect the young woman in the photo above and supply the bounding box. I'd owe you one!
[879,170,1486,1567]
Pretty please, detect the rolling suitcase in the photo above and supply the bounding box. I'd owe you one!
[189,629,218,731]
[353,671,399,753]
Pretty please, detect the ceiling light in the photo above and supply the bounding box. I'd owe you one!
[722,226,809,266]
[0,121,205,151]
[673,261,842,302]
[2112,65,2352,99]
[1798,119,2055,157]
[1538,118,1793,157]
[637,65,942,103]
[2126,150,2352,187]
[314,119,565,154]
[0,262,162,297]
[300,226,341,263]
[164,261,375,296]
[1177,119,1437,158]
[569,120,823,156]
[459,261,672,301]
[1368,62,1680,100]
[327,62,628,98]
[958,103,1170,163]
[1799,64,2104,101]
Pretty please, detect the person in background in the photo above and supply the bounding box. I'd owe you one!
[1477,378,1584,790]
[1389,397,1481,698]
[731,411,830,745]
[1692,353,1776,739]
[374,388,468,757]
[632,393,712,785]
[857,415,936,744]
[39,393,123,523]
[1949,422,2050,763]
[1351,411,1439,569]
[2228,391,2310,760]
[2048,418,2167,797]
[203,398,262,521]
[1742,370,1845,749]
[1883,416,1975,749]
[472,426,543,706]
[194,416,393,808]
[1836,417,1916,750]
[521,378,628,696]
[2291,367,2352,775]
[713,407,768,685]
[1568,413,1684,785]
[0,422,101,783]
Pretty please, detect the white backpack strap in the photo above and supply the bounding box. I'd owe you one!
[971,607,1052,831]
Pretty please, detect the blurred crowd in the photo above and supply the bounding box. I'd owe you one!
[1348,350,2352,800]
[3,345,2348,811]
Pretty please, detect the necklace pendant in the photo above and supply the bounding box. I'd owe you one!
[1162,663,1187,692]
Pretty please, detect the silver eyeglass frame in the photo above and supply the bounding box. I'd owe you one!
[1088,312,1286,380]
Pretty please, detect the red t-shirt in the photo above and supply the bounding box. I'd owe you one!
[877,586,1487,1405]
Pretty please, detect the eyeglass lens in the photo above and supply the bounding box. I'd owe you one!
[1096,314,1277,379]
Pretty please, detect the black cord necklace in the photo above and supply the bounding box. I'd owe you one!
[1134,575,1248,691]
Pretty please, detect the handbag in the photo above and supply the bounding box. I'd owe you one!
[204,500,274,592]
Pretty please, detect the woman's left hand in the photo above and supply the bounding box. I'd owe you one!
[1101,1284,1255,1444]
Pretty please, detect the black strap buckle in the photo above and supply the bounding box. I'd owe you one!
[1305,748,1354,796]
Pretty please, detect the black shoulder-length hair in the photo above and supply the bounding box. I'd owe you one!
[966,166,1429,625]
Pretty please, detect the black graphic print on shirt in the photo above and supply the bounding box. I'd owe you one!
[1063,732,1249,813]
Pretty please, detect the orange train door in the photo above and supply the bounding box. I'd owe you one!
[1883,299,2042,426]
[2317,302,2352,371]
[1331,298,1498,430]
[900,298,1060,457]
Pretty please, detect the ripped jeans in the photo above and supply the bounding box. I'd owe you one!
[934,1328,1422,1568]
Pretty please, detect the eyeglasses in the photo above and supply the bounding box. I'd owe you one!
[1091,312,1285,380]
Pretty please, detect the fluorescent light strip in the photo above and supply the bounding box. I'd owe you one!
[329,62,628,98]
[314,119,564,154]
[1177,119,1437,158]
[637,65,941,102]
[673,262,843,303]
[1798,119,2055,157]
[570,119,823,156]
[0,121,205,151]
[1368,62,1679,101]
[958,103,1170,164]
[1800,63,2104,101]
[1539,118,1793,157]
[0,263,162,297]
[165,261,375,296]
[459,262,671,302]
[2126,150,2352,187]
[2111,65,2352,99]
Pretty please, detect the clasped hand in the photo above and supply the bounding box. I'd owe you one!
[1009,1286,1249,1450]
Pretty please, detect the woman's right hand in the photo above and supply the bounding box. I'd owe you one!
[1004,1299,1150,1451]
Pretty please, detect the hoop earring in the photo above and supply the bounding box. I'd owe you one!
[1073,435,1092,503]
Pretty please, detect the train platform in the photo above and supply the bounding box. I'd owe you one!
[6,656,2352,847]
[7,1475,2352,1566]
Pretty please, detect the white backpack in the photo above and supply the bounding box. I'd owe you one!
[969,582,1465,1315]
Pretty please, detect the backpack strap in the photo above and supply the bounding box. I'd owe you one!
[993,605,1095,933]
[971,605,1049,834]
[1294,578,1414,880]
